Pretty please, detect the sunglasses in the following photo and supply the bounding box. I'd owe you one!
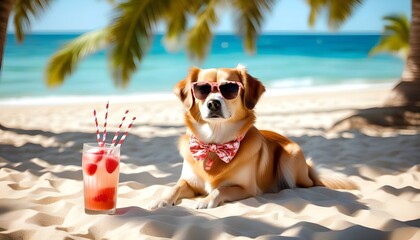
[191,81,244,100]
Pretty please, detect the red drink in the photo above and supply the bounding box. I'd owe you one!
[82,143,120,214]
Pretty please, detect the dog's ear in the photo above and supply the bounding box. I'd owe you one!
[174,67,200,110]
[237,65,265,110]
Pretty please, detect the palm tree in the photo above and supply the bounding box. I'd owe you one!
[0,0,14,71]
[369,14,410,60]
[383,3,420,108]
[308,0,419,129]
[0,0,52,71]
[46,0,275,87]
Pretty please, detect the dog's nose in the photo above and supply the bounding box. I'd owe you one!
[207,99,221,111]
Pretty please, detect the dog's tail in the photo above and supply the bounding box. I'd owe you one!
[307,159,358,190]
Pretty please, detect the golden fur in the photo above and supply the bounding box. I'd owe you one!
[149,65,356,209]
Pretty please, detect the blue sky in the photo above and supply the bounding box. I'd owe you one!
[8,0,411,33]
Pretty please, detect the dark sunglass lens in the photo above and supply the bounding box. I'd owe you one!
[219,83,240,99]
[193,84,211,99]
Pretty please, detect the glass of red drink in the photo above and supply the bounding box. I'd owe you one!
[82,143,120,214]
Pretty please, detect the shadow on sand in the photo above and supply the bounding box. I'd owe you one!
[1,122,419,239]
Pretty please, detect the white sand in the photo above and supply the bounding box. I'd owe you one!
[0,87,419,239]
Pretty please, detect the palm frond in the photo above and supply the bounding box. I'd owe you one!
[328,0,362,30]
[369,14,410,59]
[163,0,192,40]
[45,28,110,87]
[13,0,52,42]
[161,0,191,52]
[232,0,275,54]
[307,0,327,28]
[186,0,219,62]
[383,15,410,41]
[109,0,169,86]
[307,0,363,31]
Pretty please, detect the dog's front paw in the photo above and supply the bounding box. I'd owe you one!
[194,198,221,209]
[148,199,174,210]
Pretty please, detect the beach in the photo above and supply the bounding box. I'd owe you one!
[0,86,419,239]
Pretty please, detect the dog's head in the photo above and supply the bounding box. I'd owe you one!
[174,65,265,123]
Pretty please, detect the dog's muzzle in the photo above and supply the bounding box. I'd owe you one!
[206,99,224,118]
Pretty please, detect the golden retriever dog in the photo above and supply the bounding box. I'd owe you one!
[149,65,356,209]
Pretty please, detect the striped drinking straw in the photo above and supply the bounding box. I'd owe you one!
[101,101,109,147]
[116,117,136,148]
[111,110,129,146]
[93,110,101,146]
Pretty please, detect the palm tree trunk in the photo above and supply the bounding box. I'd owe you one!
[332,0,420,131]
[385,0,420,107]
[0,0,14,72]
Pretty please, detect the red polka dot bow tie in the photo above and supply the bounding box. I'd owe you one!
[189,134,244,163]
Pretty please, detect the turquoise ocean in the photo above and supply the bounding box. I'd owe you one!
[1,33,404,102]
